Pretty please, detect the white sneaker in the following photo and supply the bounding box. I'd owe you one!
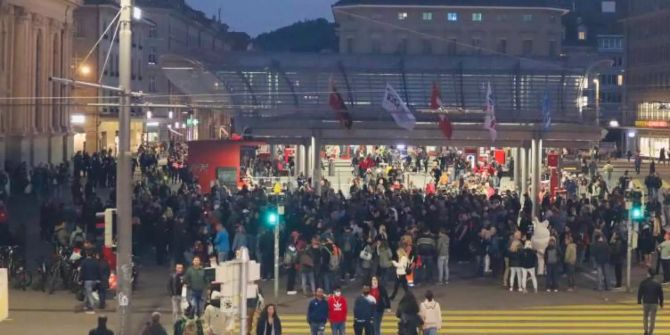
[509,287,513,292]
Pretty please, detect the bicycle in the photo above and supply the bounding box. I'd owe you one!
[0,245,32,290]
[46,246,74,294]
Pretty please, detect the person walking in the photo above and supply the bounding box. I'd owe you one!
[370,276,390,335]
[603,161,614,182]
[610,233,625,289]
[436,229,450,285]
[635,154,642,175]
[168,263,186,322]
[519,241,538,293]
[396,292,422,335]
[638,270,664,335]
[97,252,110,309]
[419,290,442,335]
[564,235,577,291]
[256,304,282,335]
[184,256,207,316]
[89,315,114,335]
[657,234,670,284]
[353,285,375,335]
[328,285,347,335]
[80,251,101,314]
[390,247,410,300]
[307,288,329,335]
[141,312,168,335]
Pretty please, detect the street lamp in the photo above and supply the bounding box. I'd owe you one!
[593,78,600,126]
[79,64,92,76]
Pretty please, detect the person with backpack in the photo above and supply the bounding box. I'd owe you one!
[544,238,561,292]
[284,243,299,295]
[415,229,436,284]
[376,240,393,285]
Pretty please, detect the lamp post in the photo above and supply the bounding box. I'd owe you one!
[116,0,133,333]
[593,78,601,127]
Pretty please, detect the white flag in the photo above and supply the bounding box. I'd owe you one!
[382,84,416,130]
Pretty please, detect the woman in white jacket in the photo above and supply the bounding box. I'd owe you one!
[389,247,411,300]
[419,290,442,335]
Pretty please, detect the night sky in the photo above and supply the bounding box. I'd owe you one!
[187,0,336,36]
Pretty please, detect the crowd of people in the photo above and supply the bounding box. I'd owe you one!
[5,140,670,335]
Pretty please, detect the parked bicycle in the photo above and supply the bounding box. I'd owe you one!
[0,245,32,290]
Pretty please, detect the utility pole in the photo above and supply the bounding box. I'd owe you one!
[117,0,133,333]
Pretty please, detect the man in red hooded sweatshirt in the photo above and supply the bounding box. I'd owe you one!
[328,285,347,335]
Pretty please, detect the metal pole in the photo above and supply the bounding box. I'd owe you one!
[117,0,133,334]
[239,247,249,335]
[626,205,633,292]
[274,223,279,299]
[594,79,601,127]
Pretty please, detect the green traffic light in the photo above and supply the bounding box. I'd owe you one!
[632,207,643,220]
[267,212,278,225]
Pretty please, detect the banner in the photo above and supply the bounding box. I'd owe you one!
[382,84,416,130]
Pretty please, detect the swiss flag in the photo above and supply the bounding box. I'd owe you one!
[329,81,353,129]
[431,83,453,139]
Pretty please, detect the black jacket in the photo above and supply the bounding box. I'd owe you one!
[167,272,184,296]
[256,315,282,335]
[80,257,101,281]
[520,249,537,269]
[591,241,611,264]
[638,277,664,306]
[373,285,391,312]
[353,295,375,322]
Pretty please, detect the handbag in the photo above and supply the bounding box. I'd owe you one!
[359,249,372,261]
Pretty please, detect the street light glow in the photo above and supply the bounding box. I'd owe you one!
[71,114,85,124]
[146,110,152,119]
[609,119,620,128]
[628,131,636,138]
[133,7,142,20]
[168,111,174,119]
[79,65,91,76]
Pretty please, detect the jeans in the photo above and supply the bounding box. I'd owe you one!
[286,267,297,292]
[596,263,609,290]
[331,322,345,335]
[390,275,408,299]
[353,321,373,335]
[171,295,184,322]
[644,303,658,334]
[437,256,449,283]
[423,327,438,335]
[546,263,559,290]
[302,271,316,295]
[521,267,537,292]
[322,271,333,293]
[613,262,623,287]
[373,310,383,335]
[420,255,435,283]
[310,322,326,335]
[83,280,97,310]
[189,288,204,316]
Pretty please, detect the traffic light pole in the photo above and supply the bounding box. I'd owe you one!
[274,223,279,299]
[117,0,134,333]
[626,205,632,292]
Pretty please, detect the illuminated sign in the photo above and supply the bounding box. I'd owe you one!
[635,120,669,128]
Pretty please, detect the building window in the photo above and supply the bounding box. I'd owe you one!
[472,13,482,22]
[617,74,624,86]
[447,12,458,21]
[602,1,616,13]
[578,25,587,40]
[148,47,157,65]
[346,38,354,54]
[522,39,533,55]
[422,39,432,54]
[398,12,408,21]
[497,39,507,54]
[522,14,533,22]
[422,12,432,21]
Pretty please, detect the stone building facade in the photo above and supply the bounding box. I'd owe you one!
[0,0,81,166]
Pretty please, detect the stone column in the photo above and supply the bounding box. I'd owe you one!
[530,138,543,219]
[312,136,322,194]
[7,7,31,164]
[513,148,521,192]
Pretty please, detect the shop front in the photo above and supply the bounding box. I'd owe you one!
[634,120,670,158]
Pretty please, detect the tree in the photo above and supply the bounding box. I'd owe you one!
[227,31,252,51]
[253,18,338,53]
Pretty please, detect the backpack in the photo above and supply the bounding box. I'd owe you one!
[327,245,342,271]
[283,247,298,267]
[72,230,85,245]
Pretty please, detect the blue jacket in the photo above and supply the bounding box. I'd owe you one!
[214,230,230,253]
[307,298,328,324]
[353,295,375,322]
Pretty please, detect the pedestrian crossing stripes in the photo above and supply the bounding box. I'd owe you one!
[237,304,670,334]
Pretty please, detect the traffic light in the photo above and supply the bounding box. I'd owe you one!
[265,208,278,226]
[631,204,644,221]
